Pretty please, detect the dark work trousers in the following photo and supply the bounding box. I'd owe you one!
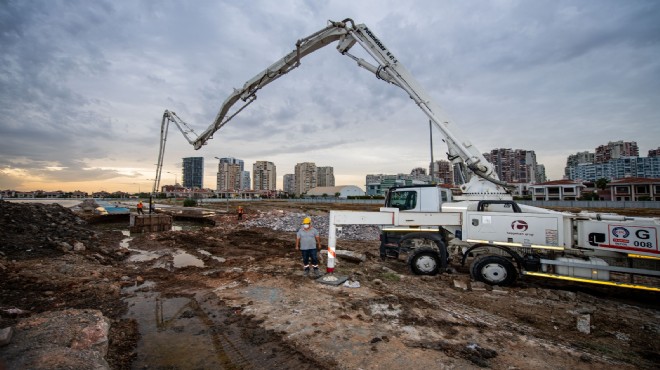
[301,249,319,271]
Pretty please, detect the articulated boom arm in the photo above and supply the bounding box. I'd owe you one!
[153,110,198,194]
[161,18,511,198]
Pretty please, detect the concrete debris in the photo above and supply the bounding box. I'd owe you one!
[614,331,630,341]
[343,280,361,288]
[577,314,591,334]
[470,281,488,291]
[1,309,111,369]
[335,249,367,263]
[453,279,469,290]
[0,326,13,347]
[244,211,380,240]
[491,285,509,294]
[1,308,30,317]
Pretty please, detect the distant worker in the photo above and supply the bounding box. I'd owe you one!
[237,205,244,220]
[137,201,144,215]
[295,217,322,277]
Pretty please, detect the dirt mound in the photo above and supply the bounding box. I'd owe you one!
[0,200,99,260]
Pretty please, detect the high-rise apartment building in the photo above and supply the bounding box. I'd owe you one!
[216,157,246,191]
[564,151,595,178]
[317,166,335,187]
[571,157,660,181]
[240,171,251,191]
[536,164,547,183]
[649,147,660,157]
[594,141,638,163]
[410,167,426,177]
[283,174,295,195]
[484,149,539,183]
[295,162,317,195]
[253,161,277,191]
[430,160,453,185]
[182,157,204,189]
[564,140,657,181]
[410,167,433,183]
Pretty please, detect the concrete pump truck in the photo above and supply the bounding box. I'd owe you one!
[153,18,660,292]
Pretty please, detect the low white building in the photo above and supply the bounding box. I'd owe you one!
[528,180,586,201]
[305,185,365,199]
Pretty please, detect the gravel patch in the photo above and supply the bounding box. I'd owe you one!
[244,210,380,241]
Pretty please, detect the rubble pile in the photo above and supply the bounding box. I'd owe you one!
[244,210,380,241]
[0,200,100,259]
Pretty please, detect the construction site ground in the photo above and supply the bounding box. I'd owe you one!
[1,199,659,369]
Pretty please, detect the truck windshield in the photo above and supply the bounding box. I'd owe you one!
[388,190,417,210]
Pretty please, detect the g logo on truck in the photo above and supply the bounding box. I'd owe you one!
[511,220,528,231]
[611,227,630,238]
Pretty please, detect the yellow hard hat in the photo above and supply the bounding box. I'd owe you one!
[302,217,311,224]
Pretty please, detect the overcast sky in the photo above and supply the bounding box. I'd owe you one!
[1,0,659,193]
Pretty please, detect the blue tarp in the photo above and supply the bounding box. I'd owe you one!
[95,200,130,214]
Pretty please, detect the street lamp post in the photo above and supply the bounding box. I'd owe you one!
[167,171,178,186]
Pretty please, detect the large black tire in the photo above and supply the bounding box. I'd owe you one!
[470,255,517,286]
[408,249,441,276]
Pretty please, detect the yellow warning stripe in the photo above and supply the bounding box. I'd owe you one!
[523,271,660,292]
[627,253,660,261]
[466,239,564,251]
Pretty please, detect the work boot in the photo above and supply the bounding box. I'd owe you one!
[304,269,309,277]
[314,268,321,277]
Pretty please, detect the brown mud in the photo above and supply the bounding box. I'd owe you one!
[1,199,659,369]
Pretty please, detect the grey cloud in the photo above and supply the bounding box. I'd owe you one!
[1,0,658,191]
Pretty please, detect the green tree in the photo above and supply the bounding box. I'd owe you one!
[595,178,610,190]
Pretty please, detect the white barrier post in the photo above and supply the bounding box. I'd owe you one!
[327,210,336,273]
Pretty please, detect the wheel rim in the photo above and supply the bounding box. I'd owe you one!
[480,263,507,283]
[415,255,437,273]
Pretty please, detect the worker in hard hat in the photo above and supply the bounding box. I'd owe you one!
[295,216,322,277]
[237,205,244,220]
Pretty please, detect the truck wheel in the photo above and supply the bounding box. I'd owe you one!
[470,255,517,286]
[409,249,440,276]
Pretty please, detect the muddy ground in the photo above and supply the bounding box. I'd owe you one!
[1,199,659,369]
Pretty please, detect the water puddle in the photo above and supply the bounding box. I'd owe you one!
[173,249,205,268]
[124,292,243,369]
[122,290,317,369]
[172,220,207,231]
[119,230,132,250]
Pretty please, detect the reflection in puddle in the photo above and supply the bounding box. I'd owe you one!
[119,236,132,249]
[171,220,206,231]
[173,249,205,268]
[124,292,244,369]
